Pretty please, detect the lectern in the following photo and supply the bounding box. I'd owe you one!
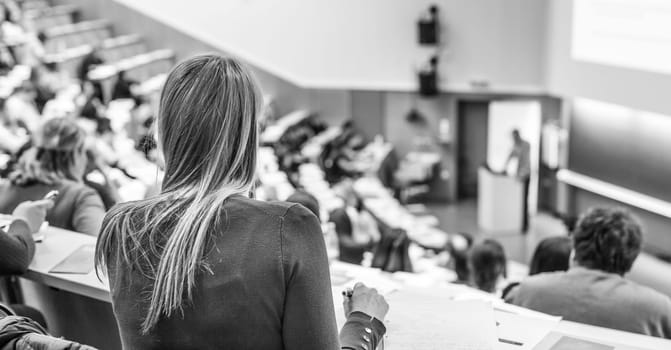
[477,166,524,233]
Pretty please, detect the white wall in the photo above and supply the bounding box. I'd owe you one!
[545,0,671,116]
[113,0,547,92]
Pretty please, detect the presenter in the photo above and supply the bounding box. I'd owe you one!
[504,129,531,231]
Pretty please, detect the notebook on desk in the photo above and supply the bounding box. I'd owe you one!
[49,244,96,274]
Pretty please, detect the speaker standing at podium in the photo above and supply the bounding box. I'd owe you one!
[504,129,531,231]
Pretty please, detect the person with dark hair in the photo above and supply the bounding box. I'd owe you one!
[506,208,671,338]
[501,236,571,299]
[286,189,320,219]
[468,239,507,293]
[329,185,379,265]
[77,49,105,101]
[111,70,138,101]
[445,233,474,284]
[528,236,571,275]
[0,118,106,236]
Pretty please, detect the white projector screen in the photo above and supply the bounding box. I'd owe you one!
[572,0,671,75]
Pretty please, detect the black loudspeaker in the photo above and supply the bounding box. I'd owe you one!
[418,56,439,96]
[418,5,439,45]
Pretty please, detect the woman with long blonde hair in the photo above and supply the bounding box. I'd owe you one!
[95,54,388,349]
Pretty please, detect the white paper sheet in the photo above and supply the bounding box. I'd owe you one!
[495,309,561,350]
[384,289,498,350]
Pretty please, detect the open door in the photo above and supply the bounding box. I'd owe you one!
[486,100,542,219]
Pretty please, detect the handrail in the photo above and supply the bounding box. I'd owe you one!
[557,169,671,218]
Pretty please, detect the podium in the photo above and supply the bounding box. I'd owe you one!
[477,166,524,233]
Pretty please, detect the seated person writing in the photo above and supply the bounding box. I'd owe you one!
[0,118,106,236]
[95,55,388,349]
[506,208,671,338]
[1,199,53,327]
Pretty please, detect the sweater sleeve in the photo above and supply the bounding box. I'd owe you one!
[281,204,341,349]
[0,219,35,275]
[72,186,106,237]
[280,205,386,350]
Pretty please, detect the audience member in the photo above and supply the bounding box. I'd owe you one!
[0,305,96,349]
[329,186,380,264]
[0,99,29,154]
[468,239,507,294]
[111,70,137,101]
[501,236,571,299]
[446,232,474,284]
[4,82,41,133]
[77,49,105,101]
[286,189,320,219]
[95,55,388,349]
[0,118,106,236]
[506,208,671,338]
[0,199,53,327]
[323,129,366,184]
[528,236,571,275]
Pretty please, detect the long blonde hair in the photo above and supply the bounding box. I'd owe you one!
[95,54,261,333]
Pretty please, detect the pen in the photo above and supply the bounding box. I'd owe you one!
[498,338,523,346]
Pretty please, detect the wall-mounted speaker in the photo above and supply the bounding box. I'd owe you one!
[418,5,439,45]
[418,56,439,96]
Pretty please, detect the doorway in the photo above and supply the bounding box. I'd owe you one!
[456,101,489,200]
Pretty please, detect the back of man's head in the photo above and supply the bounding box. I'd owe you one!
[468,239,507,293]
[572,207,643,275]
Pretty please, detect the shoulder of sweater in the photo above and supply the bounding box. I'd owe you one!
[227,196,298,219]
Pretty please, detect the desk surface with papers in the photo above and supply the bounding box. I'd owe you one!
[21,226,671,350]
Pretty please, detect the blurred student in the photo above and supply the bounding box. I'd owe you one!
[0,99,29,155]
[446,233,474,284]
[501,236,571,299]
[528,236,571,275]
[286,189,320,219]
[4,82,41,133]
[0,199,53,327]
[506,208,671,338]
[0,118,106,236]
[96,55,388,350]
[468,239,507,294]
[329,187,380,265]
[77,48,105,105]
[111,70,137,101]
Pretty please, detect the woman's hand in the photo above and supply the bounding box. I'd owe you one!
[343,282,389,322]
[12,199,54,233]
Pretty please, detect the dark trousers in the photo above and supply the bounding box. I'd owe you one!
[522,176,530,232]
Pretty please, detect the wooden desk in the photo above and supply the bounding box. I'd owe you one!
[19,228,671,350]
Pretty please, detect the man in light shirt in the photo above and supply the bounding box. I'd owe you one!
[504,129,531,231]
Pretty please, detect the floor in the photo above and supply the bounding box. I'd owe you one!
[423,198,568,264]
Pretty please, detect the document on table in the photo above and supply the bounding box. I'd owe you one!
[495,309,561,350]
[533,332,647,350]
[49,244,96,274]
[384,288,498,350]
